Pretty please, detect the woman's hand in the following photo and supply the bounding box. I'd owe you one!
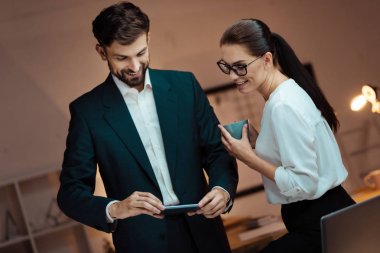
[219,123,276,181]
[218,123,254,163]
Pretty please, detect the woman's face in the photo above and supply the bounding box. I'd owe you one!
[219,44,266,94]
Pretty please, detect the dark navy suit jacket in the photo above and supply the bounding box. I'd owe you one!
[57,69,238,253]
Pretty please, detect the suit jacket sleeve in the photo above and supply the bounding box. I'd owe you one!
[191,73,238,207]
[57,102,116,233]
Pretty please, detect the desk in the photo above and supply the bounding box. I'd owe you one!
[224,216,286,253]
[224,188,380,253]
[351,187,380,202]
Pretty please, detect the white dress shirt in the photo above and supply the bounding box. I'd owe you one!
[256,78,348,204]
[112,70,180,206]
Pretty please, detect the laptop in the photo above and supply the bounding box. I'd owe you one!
[321,195,380,253]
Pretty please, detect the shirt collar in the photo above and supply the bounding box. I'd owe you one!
[112,69,152,96]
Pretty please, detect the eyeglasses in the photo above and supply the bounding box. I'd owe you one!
[217,55,263,76]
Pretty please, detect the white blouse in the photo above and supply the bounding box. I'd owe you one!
[256,79,348,204]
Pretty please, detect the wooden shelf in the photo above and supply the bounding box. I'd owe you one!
[0,235,29,248]
[0,169,91,253]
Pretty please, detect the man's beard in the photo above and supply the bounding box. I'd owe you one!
[113,62,148,88]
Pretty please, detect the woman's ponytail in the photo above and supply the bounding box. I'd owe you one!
[272,33,339,132]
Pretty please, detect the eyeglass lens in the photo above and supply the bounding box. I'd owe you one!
[217,55,263,76]
[217,62,247,76]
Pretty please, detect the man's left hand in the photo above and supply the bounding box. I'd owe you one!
[188,188,228,218]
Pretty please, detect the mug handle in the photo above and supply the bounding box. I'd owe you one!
[364,172,376,188]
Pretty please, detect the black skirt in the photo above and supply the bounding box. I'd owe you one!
[259,185,355,253]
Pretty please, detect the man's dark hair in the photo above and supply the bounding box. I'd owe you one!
[92,1,150,47]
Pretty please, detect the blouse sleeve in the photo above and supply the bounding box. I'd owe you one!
[271,103,319,200]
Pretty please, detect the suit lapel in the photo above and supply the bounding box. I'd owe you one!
[150,70,178,183]
[101,75,160,189]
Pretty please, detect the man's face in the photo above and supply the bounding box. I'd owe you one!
[97,33,150,91]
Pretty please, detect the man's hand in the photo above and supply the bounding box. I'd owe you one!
[188,188,229,218]
[109,191,165,219]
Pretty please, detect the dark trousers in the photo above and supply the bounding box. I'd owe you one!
[166,215,199,253]
[259,185,355,253]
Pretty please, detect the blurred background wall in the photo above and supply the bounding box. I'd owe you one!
[1,0,379,238]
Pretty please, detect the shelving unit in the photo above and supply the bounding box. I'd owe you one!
[0,169,92,253]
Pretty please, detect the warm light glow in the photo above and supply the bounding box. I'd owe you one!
[362,85,377,104]
[372,101,380,113]
[350,95,367,111]
[351,84,380,114]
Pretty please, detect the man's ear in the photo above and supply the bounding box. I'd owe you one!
[146,32,151,44]
[95,44,107,60]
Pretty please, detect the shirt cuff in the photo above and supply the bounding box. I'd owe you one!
[106,200,120,223]
[212,186,232,213]
[274,166,303,199]
[212,186,230,201]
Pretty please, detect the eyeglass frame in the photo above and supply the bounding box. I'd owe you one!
[216,54,264,76]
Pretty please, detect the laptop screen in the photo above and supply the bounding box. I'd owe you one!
[321,195,380,253]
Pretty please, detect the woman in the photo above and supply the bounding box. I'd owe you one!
[217,19,355,253]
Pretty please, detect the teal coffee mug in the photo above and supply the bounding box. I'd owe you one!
[223,119,249,140]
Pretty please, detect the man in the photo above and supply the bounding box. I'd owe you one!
[57,2,238,253]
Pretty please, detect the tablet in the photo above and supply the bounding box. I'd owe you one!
[162,204,199,215]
